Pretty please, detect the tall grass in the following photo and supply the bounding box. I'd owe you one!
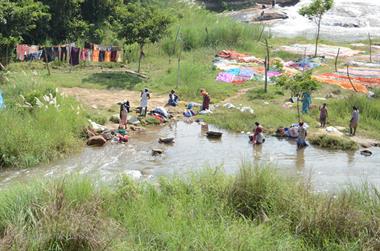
[329,95,380,139]
[0,164,379,250]
[0,72,87,168]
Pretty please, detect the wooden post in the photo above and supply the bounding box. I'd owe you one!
[346,65,358,93]
[334,48,340,72]
[264,56,268,93]
[368,33,372,63]
[265,38,270,71]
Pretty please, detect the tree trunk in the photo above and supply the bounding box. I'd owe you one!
[138,44,144,73]
[296,97,301,122]
[44,48,51,76]
[264,56,268,93]
[314,16,322,57]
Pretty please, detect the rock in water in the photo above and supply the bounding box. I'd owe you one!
[87,136,107,146]
[360,150,372,157]
[152,149,164,156]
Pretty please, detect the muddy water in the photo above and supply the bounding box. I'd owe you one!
[0,121,379,192]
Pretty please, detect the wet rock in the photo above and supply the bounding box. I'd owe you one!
[110,114,120,124]
[159,137,175,144]
[253,10,288,21]
[87,136,107,146]
[360,150,372,157]
[152,149,164,156]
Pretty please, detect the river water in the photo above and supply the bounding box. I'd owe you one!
[1,121,379,192]
[269,0,380,41]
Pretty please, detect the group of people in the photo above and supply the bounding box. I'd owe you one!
[117,88,212,129]
[251,104,360,150]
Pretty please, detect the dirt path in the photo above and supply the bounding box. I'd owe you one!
[60,87,168,110]
[221,87,254,104]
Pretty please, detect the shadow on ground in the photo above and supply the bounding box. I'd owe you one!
[82,71,142,90]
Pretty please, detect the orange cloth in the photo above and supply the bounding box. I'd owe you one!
[105,51,111,62]
[92,49,99,62]
[314,75,368,93]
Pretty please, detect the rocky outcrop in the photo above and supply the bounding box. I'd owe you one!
[198,0,298,11]
[256,0,299,7]
[226,7,288,22]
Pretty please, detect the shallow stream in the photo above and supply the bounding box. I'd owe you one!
[0,121,379,192]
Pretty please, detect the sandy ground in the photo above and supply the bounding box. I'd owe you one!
[60,87,169,110]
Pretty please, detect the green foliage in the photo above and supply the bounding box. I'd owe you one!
[309,134,358,150]
[0,0,50,64]
[0,73,87,168]
[299,0,334,19]
[0,165,379,250]
[276,71,319,98]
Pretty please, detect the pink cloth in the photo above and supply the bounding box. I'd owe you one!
[80,48,88,61]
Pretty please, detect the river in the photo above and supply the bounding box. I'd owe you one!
[1,121,379,192]
[269,0,380,41]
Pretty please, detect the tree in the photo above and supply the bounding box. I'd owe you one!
[0,0,49,65]
[299,0,333,57]
[115,3,171,73]
[276,72,319,121]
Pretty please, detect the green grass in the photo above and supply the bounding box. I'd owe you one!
[309,134,359,150]
[0,164,379,250]
[0,72,87,168]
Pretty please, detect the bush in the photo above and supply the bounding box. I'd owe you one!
[0,73,87,168]
[309,134,358,150]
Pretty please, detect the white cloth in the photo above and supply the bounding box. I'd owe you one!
[140,91,149,108]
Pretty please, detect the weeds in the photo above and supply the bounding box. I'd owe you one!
[309,134,359,150]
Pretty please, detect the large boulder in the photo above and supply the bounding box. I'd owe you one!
[87,136,107,146]
[253,10,288,21]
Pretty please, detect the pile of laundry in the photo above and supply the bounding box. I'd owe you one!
[275,122,309,138]
[222,103,254,114]
[314,61,380,93]
[279,44,362,58]
[149,106,170,123]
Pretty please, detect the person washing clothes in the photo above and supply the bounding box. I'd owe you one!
[183,103,195,118]
[119,100,130,130]
[349,106,359,136]
[249,122,265,144]
[140,88,150,116]
[168,90,179,106]
[297,121,308,149]
[200,89,211,113]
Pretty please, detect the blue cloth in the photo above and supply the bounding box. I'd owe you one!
[226,68,240,76]
[302,93,311,113]
[0,92,4,109]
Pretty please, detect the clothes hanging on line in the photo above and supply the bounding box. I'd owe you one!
[69,47,80,66]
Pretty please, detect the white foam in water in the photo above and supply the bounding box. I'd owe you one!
[271,0,380,41]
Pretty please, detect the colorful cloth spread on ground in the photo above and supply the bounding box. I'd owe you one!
[279,44,362,58]
[214,50,270,84]
[284,57,323,71]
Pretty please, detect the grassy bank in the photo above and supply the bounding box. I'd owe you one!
[0,164,379,250]
[0,72,87,168]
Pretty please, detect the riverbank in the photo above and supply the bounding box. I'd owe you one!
[0,164,378,250]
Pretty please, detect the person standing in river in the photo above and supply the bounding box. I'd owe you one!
[297,121,308,149]
[140,88,150,117]
[319,103,328,128]
[349,106,359,136]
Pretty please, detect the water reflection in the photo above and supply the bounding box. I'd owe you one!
[296,148,305,171]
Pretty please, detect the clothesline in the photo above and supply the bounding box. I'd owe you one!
[16,42,123,66]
